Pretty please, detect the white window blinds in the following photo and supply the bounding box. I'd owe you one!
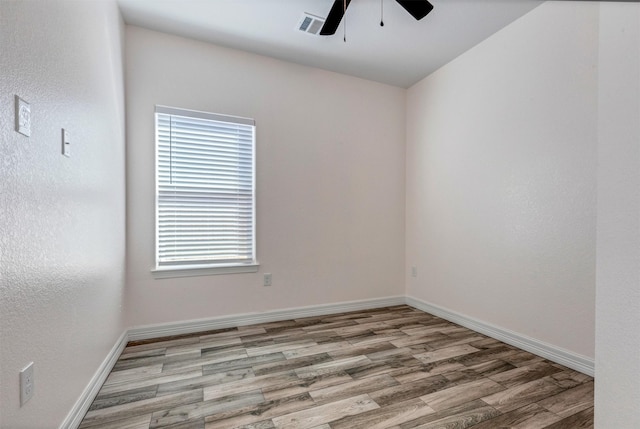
[155,106,256,269]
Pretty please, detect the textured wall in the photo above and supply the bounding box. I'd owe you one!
[125,26,406,327]
[0,1,126,427]
[405,2,597,358]
[595,3,640,427]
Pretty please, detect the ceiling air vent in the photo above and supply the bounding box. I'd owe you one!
[297,13,325,36]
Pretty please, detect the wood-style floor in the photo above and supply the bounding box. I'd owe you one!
[79,305,594,429]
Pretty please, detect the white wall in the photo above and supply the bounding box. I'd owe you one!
[595,3,640,427]
[125,26,406,327]
[0,1,126,428]
[406,2,597,359]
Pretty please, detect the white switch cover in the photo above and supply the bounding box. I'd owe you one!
[15,96,31,137]
[62,128,70,157]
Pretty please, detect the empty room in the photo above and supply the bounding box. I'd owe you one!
[1,0,639,428]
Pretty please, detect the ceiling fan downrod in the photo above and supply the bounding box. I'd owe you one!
[343,0,347,42]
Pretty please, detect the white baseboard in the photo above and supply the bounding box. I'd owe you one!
[59,331,128,429]
[405,296,594,377]
[128,296,406,341]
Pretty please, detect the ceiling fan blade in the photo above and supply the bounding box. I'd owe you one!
[320,0,352,36]
[395,0,434,21]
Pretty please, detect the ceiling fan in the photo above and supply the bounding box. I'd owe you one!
[320,0,434,36]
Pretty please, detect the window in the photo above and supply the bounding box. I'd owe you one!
[153,106,257,278]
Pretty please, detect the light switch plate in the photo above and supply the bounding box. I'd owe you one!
[62,128,70,157]
[15,96,31,137]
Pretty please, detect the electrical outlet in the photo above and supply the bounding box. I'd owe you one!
[263,273,272,286]
[15,95,31,137]
[411,266,417,277]
[20,362,34,406]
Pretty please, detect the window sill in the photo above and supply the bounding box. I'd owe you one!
[151,262,260,279]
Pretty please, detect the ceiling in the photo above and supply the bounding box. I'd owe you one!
[117,0,544,88]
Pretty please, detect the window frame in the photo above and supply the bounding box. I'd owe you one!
[151,105,258,279]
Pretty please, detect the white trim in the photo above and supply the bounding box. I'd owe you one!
[59,331,128,429]
[128,296,406,341]
[151,263,260,279]
[404,296,595,377]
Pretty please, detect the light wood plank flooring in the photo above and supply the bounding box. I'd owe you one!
[79,305,594,429]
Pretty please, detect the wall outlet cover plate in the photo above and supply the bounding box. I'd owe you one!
[20,362,34,406]
[15,95,31,137]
